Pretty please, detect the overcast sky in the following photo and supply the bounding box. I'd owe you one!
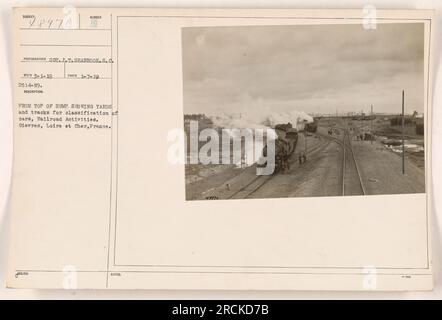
[182,23,424,116]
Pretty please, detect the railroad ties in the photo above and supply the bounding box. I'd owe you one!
[204,126,366,200]
[318,128,366,196]
[226,138,331,199]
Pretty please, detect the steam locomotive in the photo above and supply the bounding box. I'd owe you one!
[256,123,298,174]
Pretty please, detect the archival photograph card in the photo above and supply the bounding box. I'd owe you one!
[181,23,426,200]
[7,8,434,290]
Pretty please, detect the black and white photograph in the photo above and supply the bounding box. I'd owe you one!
[182,23,426,200]
[3,6,437,294]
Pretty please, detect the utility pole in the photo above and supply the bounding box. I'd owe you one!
[402,90,405,174]
[304,125,308,154]
[371,104,373,145]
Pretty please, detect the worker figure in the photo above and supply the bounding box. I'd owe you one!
[298,153,307,164]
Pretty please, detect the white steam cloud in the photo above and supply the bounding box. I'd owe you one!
[209,109,314,130]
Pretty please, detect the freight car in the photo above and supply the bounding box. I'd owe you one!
[305,121,318,133]
[256,123,298,174]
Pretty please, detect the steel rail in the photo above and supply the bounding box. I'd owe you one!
[227,138,331,199]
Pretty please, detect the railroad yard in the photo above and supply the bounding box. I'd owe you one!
[185,116,426,200]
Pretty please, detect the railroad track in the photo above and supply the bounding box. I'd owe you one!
[226,138,332,199]
[342,130,366,196]
[226,174,272,199]
[317,129,366,196]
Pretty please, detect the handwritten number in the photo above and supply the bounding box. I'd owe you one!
[28,16,36,28]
